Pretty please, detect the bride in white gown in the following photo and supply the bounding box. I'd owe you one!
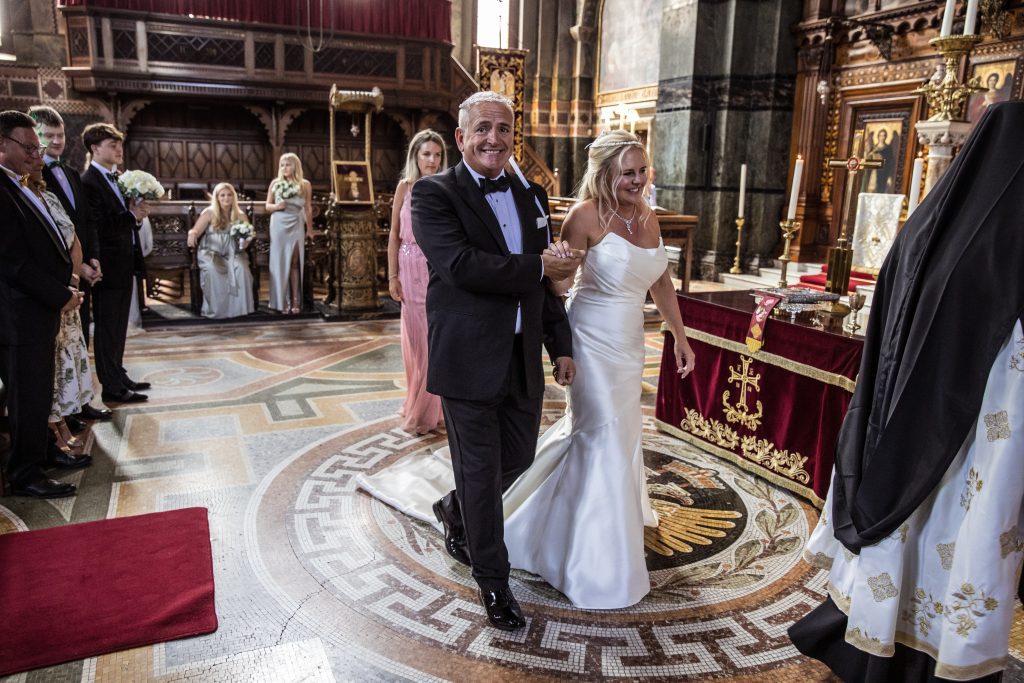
[358,130,694,609]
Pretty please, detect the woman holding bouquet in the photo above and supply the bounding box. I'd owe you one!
[266,153,314,314]
[187,183,255,318]
[387,129,447,434]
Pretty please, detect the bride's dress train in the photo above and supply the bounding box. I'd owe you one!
[358,232,668,609]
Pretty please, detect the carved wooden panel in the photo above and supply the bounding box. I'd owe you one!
[284,43,305,72]
[214,143,240,179]
[69,25,90,58]
[148,33,245,67]
[187,141,214,178]
[254,41,275,70]
[158,140,187,178]
[313,47,397,77]
[127,139,157,174]
[112,29,137,60]
[240,143,269,182]
[406,50,424,80]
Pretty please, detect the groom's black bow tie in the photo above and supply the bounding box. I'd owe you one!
[479,175,511,195]
[106,170,120,182]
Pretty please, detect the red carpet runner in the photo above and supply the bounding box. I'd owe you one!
[0,507,218,675]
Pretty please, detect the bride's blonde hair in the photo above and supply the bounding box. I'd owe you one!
[576,130,651,232]
[208,182,245,229]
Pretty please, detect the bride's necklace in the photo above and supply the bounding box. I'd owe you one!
[611,205,638,234]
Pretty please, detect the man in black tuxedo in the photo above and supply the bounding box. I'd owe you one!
[81,123,151,404]
[412,92,582,630]
[0,110,82,498]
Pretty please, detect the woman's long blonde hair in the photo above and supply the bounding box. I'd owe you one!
[208,182,245,229]
[401,129,447,184]
[576,130,651,232]
[275,152,305,185]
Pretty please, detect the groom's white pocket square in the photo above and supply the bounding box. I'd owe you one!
[536,216,549,230]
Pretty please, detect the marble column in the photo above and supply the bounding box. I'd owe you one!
[653,0,801,280]
[915,120,972,195]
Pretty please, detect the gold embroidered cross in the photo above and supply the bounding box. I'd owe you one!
[722,355,763,431]
[728,355,761,408]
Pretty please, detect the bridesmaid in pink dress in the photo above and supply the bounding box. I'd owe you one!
[388,129,448,434]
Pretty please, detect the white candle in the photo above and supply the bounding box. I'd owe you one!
[907,156,924,217]
[940,0,956,36]
[738,163,747,218]
[963,0,978,34]
[787,156,803,220]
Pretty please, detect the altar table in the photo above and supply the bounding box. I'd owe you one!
[655,291,864,507]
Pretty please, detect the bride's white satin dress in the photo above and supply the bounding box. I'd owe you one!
[358,232,667,609]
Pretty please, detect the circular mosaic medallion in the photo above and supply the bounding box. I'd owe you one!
[143,366,223,387]
[247,412,829,680]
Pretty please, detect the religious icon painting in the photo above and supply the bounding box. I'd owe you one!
[967,59,1018,126]
[332,160,374,205]
[852,109,911,195]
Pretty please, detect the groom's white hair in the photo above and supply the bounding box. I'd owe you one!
[458,91,514,130]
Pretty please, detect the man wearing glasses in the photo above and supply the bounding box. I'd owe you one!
[0,110,81,498]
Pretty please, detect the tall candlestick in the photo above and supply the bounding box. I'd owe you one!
[907,156,924,217]
[738,163,747,218]
[787,156,803,220]
[964,0,978,34]
[940,0,956,36]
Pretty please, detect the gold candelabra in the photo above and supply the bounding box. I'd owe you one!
[777,219,801,288]
[917,34,984,122]
[729,217,745,274]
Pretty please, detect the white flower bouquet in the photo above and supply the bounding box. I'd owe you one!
[229,220,254,250]
[274,179,301,202]
[117,170,165,201]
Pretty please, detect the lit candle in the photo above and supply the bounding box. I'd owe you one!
[907,156,924,217]
[940,0,956,37]
[787,155,803,221]
[963,0,978,34]
[738,163,747,218]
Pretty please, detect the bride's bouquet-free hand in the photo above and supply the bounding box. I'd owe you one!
[117,170,166,202]
[229,220,254,250]
[273,179,301,203]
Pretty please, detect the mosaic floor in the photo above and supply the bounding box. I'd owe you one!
[2,317,1022,682]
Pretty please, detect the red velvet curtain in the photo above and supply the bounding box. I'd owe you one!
[60,0,452,42]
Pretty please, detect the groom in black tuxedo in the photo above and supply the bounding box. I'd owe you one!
[412,92,581,630]
[0,110,81,498]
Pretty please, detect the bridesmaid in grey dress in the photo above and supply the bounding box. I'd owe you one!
[186,183,255,318]
[265,153,313,314]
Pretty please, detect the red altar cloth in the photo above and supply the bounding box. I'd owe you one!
[655,291,864,506]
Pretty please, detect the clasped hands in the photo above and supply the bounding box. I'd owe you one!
[541,240,584,281]
[62,285,84,313]
[130,198,151,223]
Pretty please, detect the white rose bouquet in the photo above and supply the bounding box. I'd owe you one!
[117,170,165,201]
[274,179,301,202]
[229,220,254,250]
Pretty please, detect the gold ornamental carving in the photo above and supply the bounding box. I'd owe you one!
[722,355,764,431]
[477,47,527,160]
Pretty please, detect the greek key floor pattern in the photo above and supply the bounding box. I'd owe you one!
[3,318,1022,682]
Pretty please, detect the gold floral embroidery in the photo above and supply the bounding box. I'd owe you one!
[846,627,891,656]
[902,583,999,638]
[936,543,955,571]
[843,548,855,563]
[899,523,909,543]
[1009,336,1024,372]
[803,550,834,570]
[867,572,898,602]
[680,408,810,483]
[984,410,1010,442]
[961,468,983,511]
[999,527,1024,558]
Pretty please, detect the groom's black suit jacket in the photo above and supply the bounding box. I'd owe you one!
[82,165,144,289]
[412,161,572,401]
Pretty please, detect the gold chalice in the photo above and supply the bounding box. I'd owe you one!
[845,291,867,334]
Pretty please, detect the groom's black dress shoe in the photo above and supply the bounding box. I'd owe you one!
[64,415,88,434]
[479,587,526,631]
[433,496,471,566]
[125,379,151,391]
[45,446,92,469]
[101,389,148,403]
